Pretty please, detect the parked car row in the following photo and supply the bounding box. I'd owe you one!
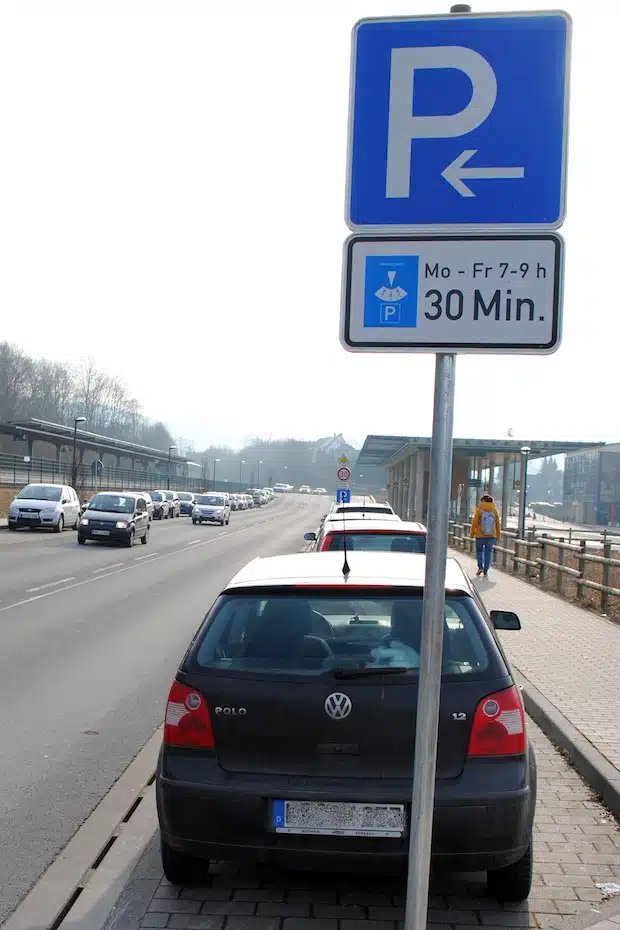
[6,482,281,540]
[156,495,535,903]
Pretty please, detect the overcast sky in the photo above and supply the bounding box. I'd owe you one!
[0,0,610,451]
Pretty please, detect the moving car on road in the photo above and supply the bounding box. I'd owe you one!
[298,485,311,493]
[8,483,80,533]
[192,493,231,525]
[78,492,150,547]
[150,490,170,520]
[178,492,195,516]
[165,491,181,518]
[156,551,535,901]
[305,518,427,552]
[312,487,327,495]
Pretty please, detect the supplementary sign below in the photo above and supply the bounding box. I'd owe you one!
[346,11,571,230]
[341,234,564,354]
[337,466,352,482]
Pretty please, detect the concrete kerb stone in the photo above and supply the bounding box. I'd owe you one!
[515,669,620,820]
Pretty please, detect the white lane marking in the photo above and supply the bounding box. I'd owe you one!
[0,500,315,614]
[91,563,124,574]
[186,539,201,546]
[135,552,159,561]
[26,577,76,593]
[0,529,245,613]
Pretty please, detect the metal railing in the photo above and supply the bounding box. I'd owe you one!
[0,452,204,493]
[449,521,620,616]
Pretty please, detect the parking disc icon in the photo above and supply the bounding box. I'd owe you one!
[364,256,419,328]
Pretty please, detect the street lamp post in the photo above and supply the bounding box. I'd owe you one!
[212,458,220,491]
[518,446,531,538]
[257,460,263,486]
[239,459,245,488]
[167,445,177,490]
[71,416,86,488]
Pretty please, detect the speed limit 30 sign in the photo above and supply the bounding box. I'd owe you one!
[337,465,352,482]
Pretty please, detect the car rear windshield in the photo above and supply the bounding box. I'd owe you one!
[178,493,193,501]
[335,506,392,515]
[17,485,62,501]
[189,591,493,678]
[88,494,135,513]
[324,533,426,553]
[197,495,225,505]
[151,492,163,501]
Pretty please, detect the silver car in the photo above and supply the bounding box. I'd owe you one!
[192,493,231,526]
[8,483,80,532]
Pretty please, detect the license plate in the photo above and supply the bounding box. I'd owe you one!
[92,529,110,536]
[21,513,38,519]
[271,800,405,838]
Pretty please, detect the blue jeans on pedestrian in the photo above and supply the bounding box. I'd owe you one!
[476,537,494,573]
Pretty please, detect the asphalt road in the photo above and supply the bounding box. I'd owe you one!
[0,493,327,926]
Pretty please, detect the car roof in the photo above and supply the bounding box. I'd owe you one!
[225,552,471,593]
[324,512,402,524]
[324,519,426,534]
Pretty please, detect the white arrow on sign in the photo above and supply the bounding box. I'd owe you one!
[442,149,525,198]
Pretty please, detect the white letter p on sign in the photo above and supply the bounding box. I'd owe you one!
[385,46,497,198]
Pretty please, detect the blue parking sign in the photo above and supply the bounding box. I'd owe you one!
[363,255,419,328]
[336,489,351,504]
[347,12,570,230]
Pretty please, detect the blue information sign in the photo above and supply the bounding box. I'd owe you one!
[336,488,352,504]
[347,12,570,230]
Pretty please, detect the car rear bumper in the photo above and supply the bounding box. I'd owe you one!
[157,756,535,872]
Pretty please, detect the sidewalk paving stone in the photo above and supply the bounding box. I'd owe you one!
[449,547,620,776]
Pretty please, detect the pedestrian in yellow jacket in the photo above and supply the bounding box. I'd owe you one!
[470,495,501,578]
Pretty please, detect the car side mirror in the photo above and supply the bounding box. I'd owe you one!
[62,498,69,504]
[490,610,521,631]
[304,532,317,541]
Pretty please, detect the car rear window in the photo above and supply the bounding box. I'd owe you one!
[178,492,193,501]
[151,492,163,501]
[189,592,492,678]
[324,533,426,553]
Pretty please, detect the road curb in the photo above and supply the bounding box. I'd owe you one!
[2,727,161,930]
[515,669,620,820]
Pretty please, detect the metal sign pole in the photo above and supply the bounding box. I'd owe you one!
[404,352,456,930]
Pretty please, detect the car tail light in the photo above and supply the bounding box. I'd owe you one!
[163,681,215,750]
[321,535,334,551]
[467,686,526,757]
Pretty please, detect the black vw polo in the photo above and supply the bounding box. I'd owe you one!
[156,552,536,901]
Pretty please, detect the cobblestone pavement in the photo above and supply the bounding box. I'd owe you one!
[104,723,620,930]
[450,547,620,775]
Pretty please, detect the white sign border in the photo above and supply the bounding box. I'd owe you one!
[344,9,572,233]
[340,232,565,355]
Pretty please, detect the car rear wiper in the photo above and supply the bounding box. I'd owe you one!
[332,666,411,679]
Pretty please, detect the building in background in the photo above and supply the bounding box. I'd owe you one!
[564,444,620,526]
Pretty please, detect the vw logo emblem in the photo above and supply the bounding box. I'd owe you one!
[324,692,352,720]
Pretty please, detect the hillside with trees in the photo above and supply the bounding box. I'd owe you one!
[0,342,175,452]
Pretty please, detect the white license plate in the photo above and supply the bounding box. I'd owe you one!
[271,801,405,838]
[21,513,38,519]
[92,529,110,536]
